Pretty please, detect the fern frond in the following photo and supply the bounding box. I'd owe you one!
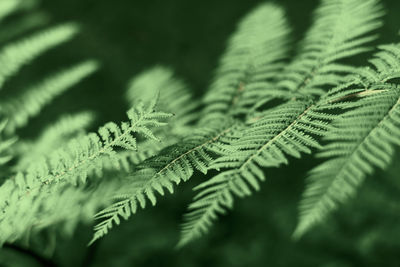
[127,65,199,134]
[94,135,181,175]
[83,66,201,179]
[276,0,383,98]
[0,120,17,166]
[0,101,171,244]
[294,44,400,238]
[0,60,99,133]
[0,23,79,89]
[0,0,36,22]
[36,101,170,185]
[0,170,121,244]
[178,97,339,246]
[0,12,49,43]
[14,111,95,171]
[90,118,239,244]
[201,3,291,120]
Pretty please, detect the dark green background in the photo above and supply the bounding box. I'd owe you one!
[2,0,400,266]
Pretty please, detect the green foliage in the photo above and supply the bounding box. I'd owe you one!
[294,44,400,238]
[14,111,95,171]
[0,23,79,89]
[0,61,99,133]
[201,3,291,119]
[0,120,17,166]
[276,0,383,97]
[1,0,400,265]
[90,118,235,244]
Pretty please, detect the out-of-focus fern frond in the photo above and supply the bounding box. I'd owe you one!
[201,3,291,120]
[0,12,49,43]
[14,111,95,171]
[0,101,171,244]
[0,0,37,23]
[0,23,79,89]
[96,65,202,177]
[127,66,199,134]
[0,120,17,166]
[0,61,99,133]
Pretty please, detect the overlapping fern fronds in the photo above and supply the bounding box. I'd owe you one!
[0,100,171,244]
[294,44,400,238]
[90,117,239,243]
[177,0,386,246]
[276,0,383,97]
[14,111,95,171]
[93,66,201,176]
[178,98,335,246]
[1,0,400,252]
[89,9,292,238]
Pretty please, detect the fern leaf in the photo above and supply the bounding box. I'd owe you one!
[0,119,17,165]
[0,12,49,43]
[294,44,400,238]
[0,60,99,133]
[127,65,199,134]
[95,65,202,176]
[276,0,383,98]
[94,135,182,176]
[201,3,291,120]
[0,101,171,244]
[14,111,95,171]
[0,0,35,22]
[90,118,238,244]
[178,98,338,246]
[178,0,384,247]
[0,170,121,245]
[0,23,79,89]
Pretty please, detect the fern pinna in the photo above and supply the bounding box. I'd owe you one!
[0,0,399,252]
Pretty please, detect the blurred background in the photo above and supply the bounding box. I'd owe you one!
[1,0,400,266]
